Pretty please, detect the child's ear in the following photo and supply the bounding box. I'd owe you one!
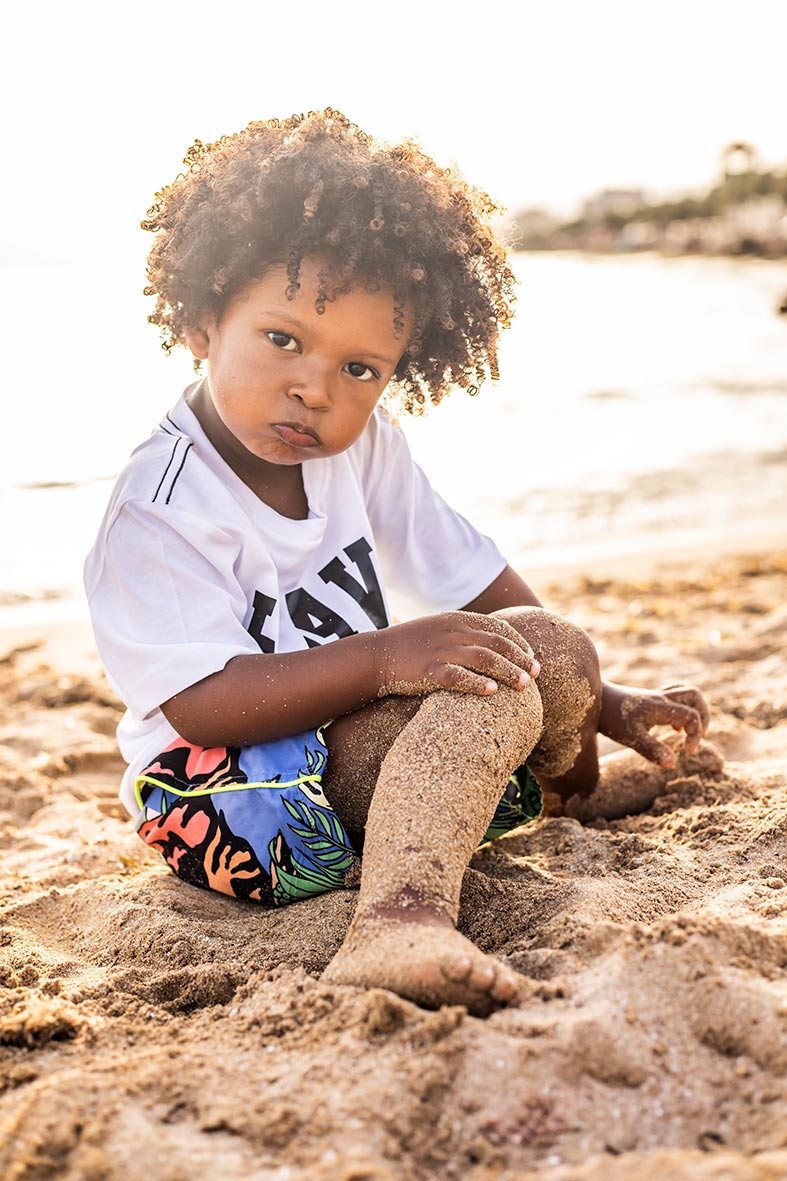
[183,321,212,361]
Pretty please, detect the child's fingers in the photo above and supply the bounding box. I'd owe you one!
[627,727,678,768]
[436,663,500,696]
[462,614,539,669]
[629,698,704,761]
[457,645,535,689]
[651,699,704,753]
[462,620,540,677]
[474,631,540,678]
[661,685,710,734]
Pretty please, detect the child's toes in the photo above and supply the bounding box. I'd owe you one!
[491,966,521,1003]
[442,954,474,983]
[467,959,496,991]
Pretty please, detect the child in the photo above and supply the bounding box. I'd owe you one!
[85,110,709,1016]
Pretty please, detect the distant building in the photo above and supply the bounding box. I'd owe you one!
[583,189,646,224]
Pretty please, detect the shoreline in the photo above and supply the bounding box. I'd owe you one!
[515,246,787,264]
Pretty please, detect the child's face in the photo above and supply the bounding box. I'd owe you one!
[185,258,412,467]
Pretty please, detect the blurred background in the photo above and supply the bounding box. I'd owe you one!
[2,0,786,623]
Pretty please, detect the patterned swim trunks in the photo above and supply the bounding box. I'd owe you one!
[135,727,542,908]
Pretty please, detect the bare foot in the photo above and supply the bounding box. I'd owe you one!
[562,736,725,822]
[322,915,523,1017]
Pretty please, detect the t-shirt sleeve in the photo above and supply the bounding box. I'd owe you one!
[84,500,261,720]
[359,411,507,613]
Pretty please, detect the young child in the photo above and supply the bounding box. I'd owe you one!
[85,109,709,1016]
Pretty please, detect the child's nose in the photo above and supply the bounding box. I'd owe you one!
[287,361,332,410]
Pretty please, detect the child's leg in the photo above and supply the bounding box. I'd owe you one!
[323,679,543,1014]
[322,607,601,1013]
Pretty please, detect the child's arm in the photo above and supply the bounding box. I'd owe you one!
[161,610,539,748]
[462,565,709,768]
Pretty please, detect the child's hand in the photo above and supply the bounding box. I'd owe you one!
[376,612,540,698]
[599,681,710,768]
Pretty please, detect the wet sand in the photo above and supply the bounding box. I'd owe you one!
[2,549,787,1179]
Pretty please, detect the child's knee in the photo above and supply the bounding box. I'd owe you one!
[492,606,601,699]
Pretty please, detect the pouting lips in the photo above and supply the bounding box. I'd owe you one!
[273,423,321,448]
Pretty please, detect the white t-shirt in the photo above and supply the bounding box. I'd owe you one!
[84,388,506,815]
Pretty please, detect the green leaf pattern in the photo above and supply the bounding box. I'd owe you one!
[268,791,358,905]
[481,766,543,844]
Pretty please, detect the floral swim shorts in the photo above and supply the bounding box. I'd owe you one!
[135,727,542,908]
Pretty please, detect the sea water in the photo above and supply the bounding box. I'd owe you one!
[2,250,786,621]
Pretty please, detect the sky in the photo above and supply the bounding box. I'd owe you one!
[3,0,786,262]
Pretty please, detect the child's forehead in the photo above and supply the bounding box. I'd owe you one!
[245,260,408,314]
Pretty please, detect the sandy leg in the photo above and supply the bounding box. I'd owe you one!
[323,607,605,1013]
[323,681,543,1015]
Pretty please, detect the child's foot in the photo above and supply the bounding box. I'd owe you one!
[562,736,724,822]
[322,912,523,1017]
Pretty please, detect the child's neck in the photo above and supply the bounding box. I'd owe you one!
[188,384,309,521]
[243,462,309,520]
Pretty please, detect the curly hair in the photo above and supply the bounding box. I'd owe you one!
[142,109,516,411]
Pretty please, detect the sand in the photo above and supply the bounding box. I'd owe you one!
[2,549,787,1179]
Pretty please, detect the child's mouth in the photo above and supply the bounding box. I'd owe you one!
[273,423,321,448]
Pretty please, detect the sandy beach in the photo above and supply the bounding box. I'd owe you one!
[2,546,787,1180]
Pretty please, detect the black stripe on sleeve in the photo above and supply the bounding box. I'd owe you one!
[152,438,181,503]
[165,442,193,504]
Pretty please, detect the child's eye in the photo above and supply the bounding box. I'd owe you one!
[266,331,299,351]
[344,361,379,382]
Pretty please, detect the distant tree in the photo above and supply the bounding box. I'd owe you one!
[513,145,787,253]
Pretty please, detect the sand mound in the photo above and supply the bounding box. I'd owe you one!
[2,552,787,1180]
